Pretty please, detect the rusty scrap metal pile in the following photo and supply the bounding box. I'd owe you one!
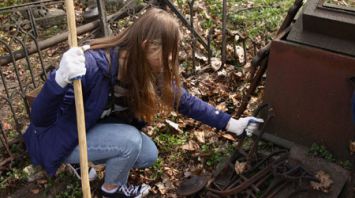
[204,111,319,198]
[177,105,333,197]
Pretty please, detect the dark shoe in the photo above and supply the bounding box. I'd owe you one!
[67,163,97,181]
[100,184,150,198]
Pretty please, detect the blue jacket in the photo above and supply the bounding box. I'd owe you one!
[23,48,231,176]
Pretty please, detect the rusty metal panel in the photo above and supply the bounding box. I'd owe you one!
[263,39,355,160]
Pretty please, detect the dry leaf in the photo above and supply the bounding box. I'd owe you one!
[195,52,208,62]
[36,179,48,184]
[165,119,183,133]
[193,131,205,143]
[216,102,228,112]
[181,140,200,151]
[31,188,40,194]
[221,133,236,141]
[210,57,222,71]
[217,69,227,77]
[310,170,333,193]
[350,141,355,154]
[235,45,245,63]
[156,182,167,194]
[235,161,247,175]
[2,121,12,130]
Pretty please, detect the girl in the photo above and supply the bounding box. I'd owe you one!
[23,8,263,198]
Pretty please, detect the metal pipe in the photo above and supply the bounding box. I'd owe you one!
[0,124,13,158]
[96,0,109,36]
[188,0,195,72]
[13,37,37,88]
[208,28,213,64]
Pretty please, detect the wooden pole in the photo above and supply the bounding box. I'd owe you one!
[64,1,91,198]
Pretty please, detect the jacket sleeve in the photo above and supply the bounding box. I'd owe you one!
[30,71,68,127]
[30,50,100,128]
[177,88,231,130]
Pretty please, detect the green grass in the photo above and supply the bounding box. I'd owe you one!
[0,0,30,7]
[308,143,353,170]
[202,143,235,167]
[205,0,294,40]
[155,133,188,153]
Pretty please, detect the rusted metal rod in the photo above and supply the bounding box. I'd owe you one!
[188,0,196,72]
[96,0,109,36]
[159,0,209,50]
[277,0,303,35]
[220,0,227,69]
[0,125,13,158]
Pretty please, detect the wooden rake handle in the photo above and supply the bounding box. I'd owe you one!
[64,1,91,197]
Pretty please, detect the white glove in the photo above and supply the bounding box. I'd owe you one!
[55,45,90,88]
[226,116,264,137]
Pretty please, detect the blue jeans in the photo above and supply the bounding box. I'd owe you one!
[64,123,158,186]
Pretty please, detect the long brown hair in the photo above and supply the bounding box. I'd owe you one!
[90,8,182,121]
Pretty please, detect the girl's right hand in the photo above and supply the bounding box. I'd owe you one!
[226,116,264,137]
[55,45,90,88]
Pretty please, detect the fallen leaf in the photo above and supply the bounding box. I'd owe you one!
[216,102,228,112]
[210,57,222,71]
[310,170,333,193]
[195,52,208,62]
[221,133,236,141]
[31,188,40,194]
[2,121,12,130]
[193,131,205,143]
[350,141,355,154]
[181,140,200,151]
[235,161,247,175]
[165,119,183,133]
[36,179,47,184]
[156,182,167,194]
[217,69,227,77]
[236,45,245,63]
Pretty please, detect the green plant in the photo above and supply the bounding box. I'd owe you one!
[206,149,224,167]
[202,143,234,167]
[338,160,352,170]
[0,168,27,189]
[308,143,335,162]
[55,182,82,198]
[55,174,82,198]
[150,157,164,180]
[155,133,187,153]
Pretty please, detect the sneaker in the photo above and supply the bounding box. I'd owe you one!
[100,183,151,198]
[67,163,97,181]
